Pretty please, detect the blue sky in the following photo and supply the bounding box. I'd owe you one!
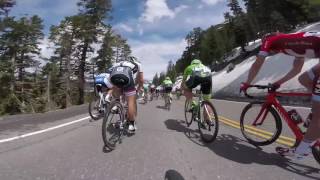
[11,0,230,79]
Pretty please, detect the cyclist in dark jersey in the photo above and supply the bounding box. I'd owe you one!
[241,31,320,159]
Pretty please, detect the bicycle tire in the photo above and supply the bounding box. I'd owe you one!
[240,101,282,146]
[88,98,102,120]
[102,100,124,150]
[198,101,219,143]
[312,143,320,165]
[184,99,193,126]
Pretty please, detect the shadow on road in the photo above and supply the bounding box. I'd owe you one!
[164,119,320,179]
[164,119,204,147]
[157,105,169,110]
[164,169,185,180]
[209,134,320,179]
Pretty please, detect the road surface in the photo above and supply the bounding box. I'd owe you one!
[0,99,319,180]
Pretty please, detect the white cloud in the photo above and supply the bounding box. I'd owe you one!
[201,0,224,5]
[114,23,134,33]
[113,0,228,78]
[141,0,175,23]
[140,0,188,23]
[129,38,187,79]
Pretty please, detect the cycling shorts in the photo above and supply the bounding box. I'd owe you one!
[164,86,173,93]
[185,75,212,95]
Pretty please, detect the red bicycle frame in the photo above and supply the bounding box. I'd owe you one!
[252,90,311,144]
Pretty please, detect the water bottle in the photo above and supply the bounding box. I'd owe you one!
[288,109,309,134]
[288,109,303,124]
[303,113,312,129]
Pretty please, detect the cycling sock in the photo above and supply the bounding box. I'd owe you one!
[295,140,312,154]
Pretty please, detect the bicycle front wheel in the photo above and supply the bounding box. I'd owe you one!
[184,99,193,126]
[240,101,282,146]
[102,101,124,150]
[88,97,103,120]
[312,142,320,165]
[198,101,219,143]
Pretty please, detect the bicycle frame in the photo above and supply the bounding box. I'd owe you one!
[252,90,311,144]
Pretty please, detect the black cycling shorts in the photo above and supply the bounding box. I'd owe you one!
[185,76,212,95]
[164,86,173,93]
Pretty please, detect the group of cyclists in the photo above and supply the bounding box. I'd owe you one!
[94,30,320,161]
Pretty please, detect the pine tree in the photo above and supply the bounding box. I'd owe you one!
[74,0,112,104]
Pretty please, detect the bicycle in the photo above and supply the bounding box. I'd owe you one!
[240,84,320,164]
[88,84,110,120]
[164,93,172,110]
[184,92,219,143]
[102,95,131,150]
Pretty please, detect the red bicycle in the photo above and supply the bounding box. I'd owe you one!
[240,84,320,164]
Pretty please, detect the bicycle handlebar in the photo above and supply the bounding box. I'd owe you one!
[243,84,275,99]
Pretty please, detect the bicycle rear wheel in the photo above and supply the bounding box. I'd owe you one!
[198,101,219,143]
[102,101,124,150]
[89,97,103,120]
[240,101,282,146]
[312,141,320,165]
[184,99,193,126]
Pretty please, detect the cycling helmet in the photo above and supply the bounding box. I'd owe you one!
[191,59,201,65]
[165,77,171,81]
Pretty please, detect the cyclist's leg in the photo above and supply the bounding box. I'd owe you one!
[294,64,320,156]
[298,64,320,92]
[304,64,320,141]
[201,77,213,122]
[184,77,196,101]
[120,72,137,130]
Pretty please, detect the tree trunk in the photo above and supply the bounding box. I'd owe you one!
[10,52,16,92]
[47,73,51,109]
[66,54,72,108]
[78,41,88,105]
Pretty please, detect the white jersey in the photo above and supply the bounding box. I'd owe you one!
[112,60,143,74]
[95,73,113,89]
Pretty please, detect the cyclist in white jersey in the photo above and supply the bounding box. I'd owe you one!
[109,57,144,132]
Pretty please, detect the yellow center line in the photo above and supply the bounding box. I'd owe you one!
[176,99,295,146]
[219,116,295,146]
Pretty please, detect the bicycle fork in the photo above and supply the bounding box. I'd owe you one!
[252,104,270,126]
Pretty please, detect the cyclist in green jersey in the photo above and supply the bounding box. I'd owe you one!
[162,77,173,103]
[182,59,212,101]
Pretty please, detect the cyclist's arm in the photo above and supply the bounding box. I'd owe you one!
[246,55,266,84]
[274,57,304,85]
[137,72,144,89]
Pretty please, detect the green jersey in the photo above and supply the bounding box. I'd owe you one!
[163,79,173,86]
[183,63,211,81]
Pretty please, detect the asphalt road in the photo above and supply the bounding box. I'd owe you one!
[0,98,319,180]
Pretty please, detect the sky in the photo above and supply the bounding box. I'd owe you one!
[10,0,230,79]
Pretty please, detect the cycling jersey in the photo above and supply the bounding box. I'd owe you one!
[109,59,143,97]
[259,32,320,58]
[111,60,143,74]
[183,63,211,80]
[95,73,113,89]
[183,63,212,97]
[163,79,173,86]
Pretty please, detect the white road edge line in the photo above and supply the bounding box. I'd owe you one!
[0,116,91,144]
